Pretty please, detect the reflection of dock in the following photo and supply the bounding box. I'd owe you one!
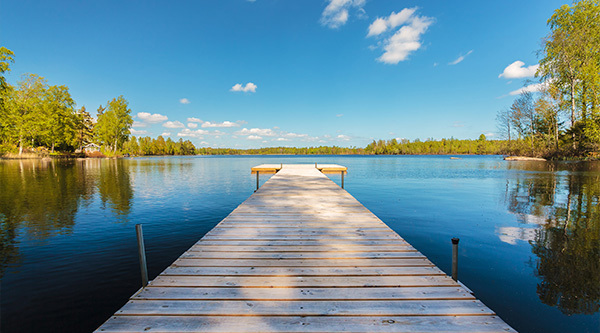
[95,164,515,332]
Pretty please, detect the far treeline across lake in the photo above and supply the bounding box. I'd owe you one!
[1,0,600,159]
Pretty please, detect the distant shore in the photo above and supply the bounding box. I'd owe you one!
[3,152,599,162]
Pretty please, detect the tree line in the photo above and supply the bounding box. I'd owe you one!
[497,0,600,159]
[196,146,363,155]
[364,136,512,155]
[122,136,197,156]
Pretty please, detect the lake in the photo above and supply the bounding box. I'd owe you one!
[0,155,598,332]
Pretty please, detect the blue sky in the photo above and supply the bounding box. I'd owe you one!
[1,0,566,148]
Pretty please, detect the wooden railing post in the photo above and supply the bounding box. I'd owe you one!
[255,171,259,191]
[136,224,149,287]
[451,237,459,281]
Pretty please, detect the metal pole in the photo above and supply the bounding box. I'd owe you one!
[341,171,344,189]
[136,224,149,287]
[451,237,459,281]
[256,171,259,191]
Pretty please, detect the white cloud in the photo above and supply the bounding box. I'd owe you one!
[509,82,548,96]
[336,114,344,117]
[132,121,147,128]
[177,128,208,138]
[188,123,198,129]
[130,129,148,135]
[201,121,240,128]
[230,82,257,93]
[161,132,171,136]
[499,61,539,79]
[163,121,185,128]
[449,50,473,65]
[321,0,366,29]
[367,8,417,36]
[233,127,318,143]
[235,128,277,137]
[284,132,309,138]
[179,98,190,104]
[187,117,203,123]
[368,9,434,64]
[337,134,351,141]
[137,112,168,123]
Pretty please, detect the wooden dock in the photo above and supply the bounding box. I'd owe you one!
[95,164,515,332]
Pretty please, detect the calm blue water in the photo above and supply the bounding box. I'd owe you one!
[0,155,598,332]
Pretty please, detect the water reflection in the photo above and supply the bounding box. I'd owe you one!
[0,158,134,277]
[97,159,133,221]
[501,161,600,315]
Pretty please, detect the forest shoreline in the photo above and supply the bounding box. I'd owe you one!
[2,152,599,162]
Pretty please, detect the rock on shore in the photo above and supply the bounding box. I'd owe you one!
[504,156,547,161]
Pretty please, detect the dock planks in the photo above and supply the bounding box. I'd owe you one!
[95,164,515,333]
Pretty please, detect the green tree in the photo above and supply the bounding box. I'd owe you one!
[75,106,94,151]
[44,85,77,152]
[0,47,15,145]
[496,108,512,142]
[94,96,133,153]
[5,74,48,155]
[122,136,140,155]
[510,91,536,155]
[538,0,600,150]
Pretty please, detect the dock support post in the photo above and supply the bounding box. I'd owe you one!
[256,171,259,191]
[315,162,317,168]
[136,224,149,287]
[341,171,344,189]
[451,237,459,281]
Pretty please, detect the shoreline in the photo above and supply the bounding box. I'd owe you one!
[2,153,599,162]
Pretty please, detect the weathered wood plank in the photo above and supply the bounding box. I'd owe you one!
[216,222,388,227]
[173,258,434,267]
[116,300,494,316]
[195,240,410,246]
[95,315,515,332]
[134,286,475,301]
[207,227,392,234]
[179,252,423,259]
[201,235,402,240]
[189,245,416,252]
[161,266,446,276]
[148,275,458,287]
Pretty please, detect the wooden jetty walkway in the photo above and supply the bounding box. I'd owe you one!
[95,164,515,332]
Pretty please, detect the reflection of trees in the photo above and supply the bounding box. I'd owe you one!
[0,160,95,239]
[98,159,133,221]
[504,162,600,315]
[0,160,95,277]
[0,214,20,278]
[0,158,134,277]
